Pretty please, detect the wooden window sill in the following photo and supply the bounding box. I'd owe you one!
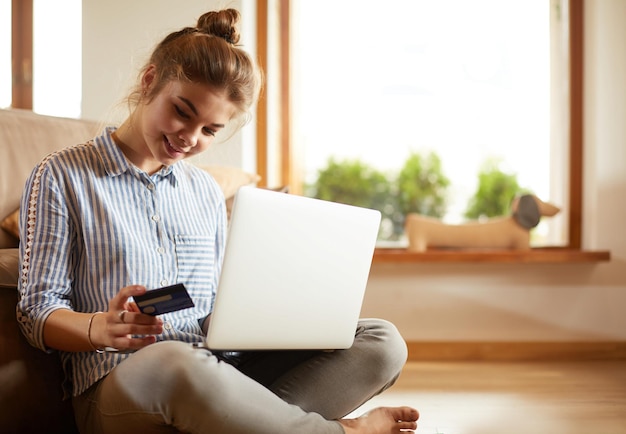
[373,247,611,264]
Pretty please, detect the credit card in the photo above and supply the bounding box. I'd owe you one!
[133,283,195,315]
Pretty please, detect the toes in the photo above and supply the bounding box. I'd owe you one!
[393,406,419,422]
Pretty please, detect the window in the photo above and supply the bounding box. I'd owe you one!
[258,0,584,250]
[0,0,10,108]
[2,0,81,117]
[32,0,82,117]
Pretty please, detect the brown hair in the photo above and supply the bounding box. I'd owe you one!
[129,9,262,125]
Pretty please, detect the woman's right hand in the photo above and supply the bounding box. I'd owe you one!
[91,285,164,352]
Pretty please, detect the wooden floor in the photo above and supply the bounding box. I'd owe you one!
[350,361,626,434]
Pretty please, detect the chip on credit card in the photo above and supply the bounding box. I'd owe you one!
[133,283,195,315]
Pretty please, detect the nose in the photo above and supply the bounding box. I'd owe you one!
[178,130,198,149]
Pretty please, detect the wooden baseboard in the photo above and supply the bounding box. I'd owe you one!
[406,341,626,361]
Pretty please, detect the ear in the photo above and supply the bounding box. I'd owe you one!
[141,65,157,95]
[534,196,561,217]
[513,194,541,229]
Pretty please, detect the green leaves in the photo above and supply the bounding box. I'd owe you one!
[307,152,449,240]
[307,154,528,241]
[464,159,527,220]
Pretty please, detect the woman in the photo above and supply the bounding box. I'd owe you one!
[17,9,418,434]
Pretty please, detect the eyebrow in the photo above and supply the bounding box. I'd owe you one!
[178,96,198,116]
[177,96,226,128]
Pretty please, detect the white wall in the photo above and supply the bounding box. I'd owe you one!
[81,0,256,171]
[361,0,626,342]
[82,1,626,342]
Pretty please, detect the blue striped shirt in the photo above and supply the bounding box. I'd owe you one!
[16,127,227,396]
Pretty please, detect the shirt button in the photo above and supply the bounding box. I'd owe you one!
[156,247,165,254]
[152,215,160,222]
[147,184,155,191]
[160,279,168,286]
[164,322,172,331]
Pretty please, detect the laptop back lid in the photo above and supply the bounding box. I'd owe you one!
[205,186,381,350]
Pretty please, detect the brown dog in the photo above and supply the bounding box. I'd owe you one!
[405,194,560,251]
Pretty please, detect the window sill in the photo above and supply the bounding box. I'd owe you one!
[373,247,611,264]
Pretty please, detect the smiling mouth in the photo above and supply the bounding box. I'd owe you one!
[164,135,184,156]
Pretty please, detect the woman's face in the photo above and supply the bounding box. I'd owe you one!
[131,69,237,174]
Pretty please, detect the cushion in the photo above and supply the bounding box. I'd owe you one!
[0,209,19,240]
[0,249,19,289]
[199,165,261,199]
[0,108,99,250]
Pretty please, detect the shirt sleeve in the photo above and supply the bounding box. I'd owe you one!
[16,159,76,352]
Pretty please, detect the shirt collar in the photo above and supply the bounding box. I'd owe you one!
[94,126,179,186]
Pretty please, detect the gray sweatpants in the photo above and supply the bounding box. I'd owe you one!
[72,318,407,434]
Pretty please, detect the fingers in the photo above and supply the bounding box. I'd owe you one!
[108,334,159,352]
[116,309,163,327]
[125,301,141,313]
[112,304,163,334]
[111,284,147,311]
[110,285,163,326]
[104,313,163,351]
[100,285,164,351]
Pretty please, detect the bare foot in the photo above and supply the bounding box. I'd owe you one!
[338,406,419,433]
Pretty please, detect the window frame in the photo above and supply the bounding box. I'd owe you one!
[255,0,607,262]
[10,0,33,109]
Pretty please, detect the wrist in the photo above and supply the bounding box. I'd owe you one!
[87,312,105,353]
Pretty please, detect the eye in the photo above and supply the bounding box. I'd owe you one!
[202,127,216,137]
[174,105,190,119]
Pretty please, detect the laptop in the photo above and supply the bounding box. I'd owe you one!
[204,186,381,350]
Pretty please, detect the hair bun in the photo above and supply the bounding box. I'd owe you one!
[197,9,241,45]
